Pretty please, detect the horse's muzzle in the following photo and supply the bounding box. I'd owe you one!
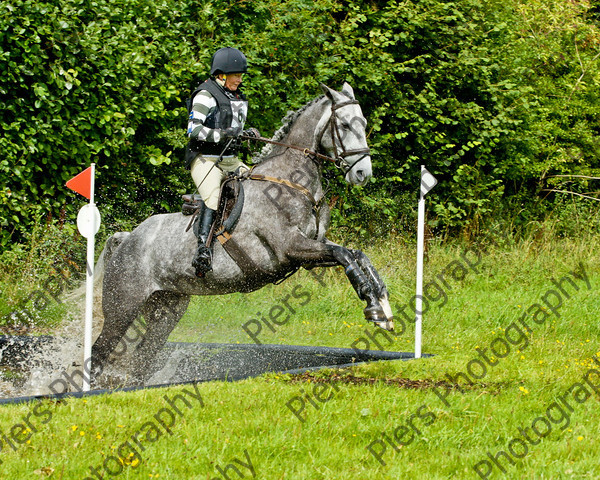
[345,155,372,186]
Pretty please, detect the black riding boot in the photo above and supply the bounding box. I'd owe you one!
[192,207,216,277]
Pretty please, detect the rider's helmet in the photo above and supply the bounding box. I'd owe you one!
[210,47,248,75]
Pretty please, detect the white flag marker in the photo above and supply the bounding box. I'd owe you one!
[415,165,437,358]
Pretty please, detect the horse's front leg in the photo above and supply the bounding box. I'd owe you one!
[326,243,394,331]
[288,236,394,331]
[351,248,394,323]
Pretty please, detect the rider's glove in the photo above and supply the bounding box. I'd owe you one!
[221,126,242,139]
[242,128,261,139]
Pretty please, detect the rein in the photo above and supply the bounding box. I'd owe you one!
[240,97,371,174]
[239,134,335,166]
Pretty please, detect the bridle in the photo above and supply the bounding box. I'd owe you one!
[327,99,371,174]
[240,97,371,175]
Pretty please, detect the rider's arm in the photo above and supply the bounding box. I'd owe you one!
[187,91,222,143]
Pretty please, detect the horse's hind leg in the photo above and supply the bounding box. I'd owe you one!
[92,304,141,381]
[129,291,190,385]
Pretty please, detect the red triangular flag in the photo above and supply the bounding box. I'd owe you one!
[66,166,92,199]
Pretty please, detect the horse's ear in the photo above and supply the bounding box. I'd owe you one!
[341,82,355,99]
[320,83,334,99]
[320,83,348,103]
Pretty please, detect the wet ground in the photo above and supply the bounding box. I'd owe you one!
[0,334,424,401]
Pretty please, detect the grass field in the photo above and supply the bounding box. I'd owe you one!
[1,232,599,479]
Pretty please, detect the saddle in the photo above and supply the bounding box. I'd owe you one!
[181,174,294,286]
[182,173,245,247]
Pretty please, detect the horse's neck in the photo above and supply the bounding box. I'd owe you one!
[254,100,327,198]
[286,99,327,150]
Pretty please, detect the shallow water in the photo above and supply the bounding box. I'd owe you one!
[0,315,92,398]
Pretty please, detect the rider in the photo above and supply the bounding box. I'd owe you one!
[185,47,259,277]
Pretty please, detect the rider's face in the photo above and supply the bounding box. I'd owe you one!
[222,73,243,91]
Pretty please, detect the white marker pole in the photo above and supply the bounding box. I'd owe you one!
[76,164,98,392]
[70,163,101,391]
[83,164,96,391]
[415,165,437,359]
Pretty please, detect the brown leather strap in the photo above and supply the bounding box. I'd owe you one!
[215,174,321,281]
[241,96,370,174]
[217,233,276,282]
[239,135,336,164]
[248,174,317,206]
[217,231,232,245]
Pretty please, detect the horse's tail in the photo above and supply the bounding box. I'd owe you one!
[93,232,130,290]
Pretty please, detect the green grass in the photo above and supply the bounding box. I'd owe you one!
[1,235,600,479]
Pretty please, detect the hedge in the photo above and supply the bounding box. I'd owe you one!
[2,0,600,248]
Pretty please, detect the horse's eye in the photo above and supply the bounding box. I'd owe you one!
[341,122,351,130]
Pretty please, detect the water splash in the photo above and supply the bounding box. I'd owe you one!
[0,282,108,397]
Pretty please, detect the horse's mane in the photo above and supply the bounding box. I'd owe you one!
[252,95,325,163]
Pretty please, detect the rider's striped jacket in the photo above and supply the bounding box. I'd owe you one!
[187,86,248,145]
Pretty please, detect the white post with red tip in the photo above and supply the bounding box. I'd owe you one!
[69,163,101,391]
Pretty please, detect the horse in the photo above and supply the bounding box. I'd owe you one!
[91,82,395,385]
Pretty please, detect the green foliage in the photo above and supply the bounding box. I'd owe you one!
[317,0,600,235]
[2,0,600,248]
[0,0,196,245]
[0,219,85,325]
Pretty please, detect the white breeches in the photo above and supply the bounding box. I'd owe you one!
[190,155,249,210]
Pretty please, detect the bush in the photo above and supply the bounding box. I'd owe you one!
[2,0,600,248]
[0,219,86,328]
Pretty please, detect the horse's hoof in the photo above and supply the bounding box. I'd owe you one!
[363,305,386,323]
[374,320,395,332]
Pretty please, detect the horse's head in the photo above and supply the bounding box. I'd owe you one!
[317,83,373,186]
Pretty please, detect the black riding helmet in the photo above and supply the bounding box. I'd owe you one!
[210,47,248,75]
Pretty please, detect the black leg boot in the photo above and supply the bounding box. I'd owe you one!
[192,207,216,277]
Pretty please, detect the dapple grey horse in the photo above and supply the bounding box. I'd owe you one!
[92,83,394,385]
